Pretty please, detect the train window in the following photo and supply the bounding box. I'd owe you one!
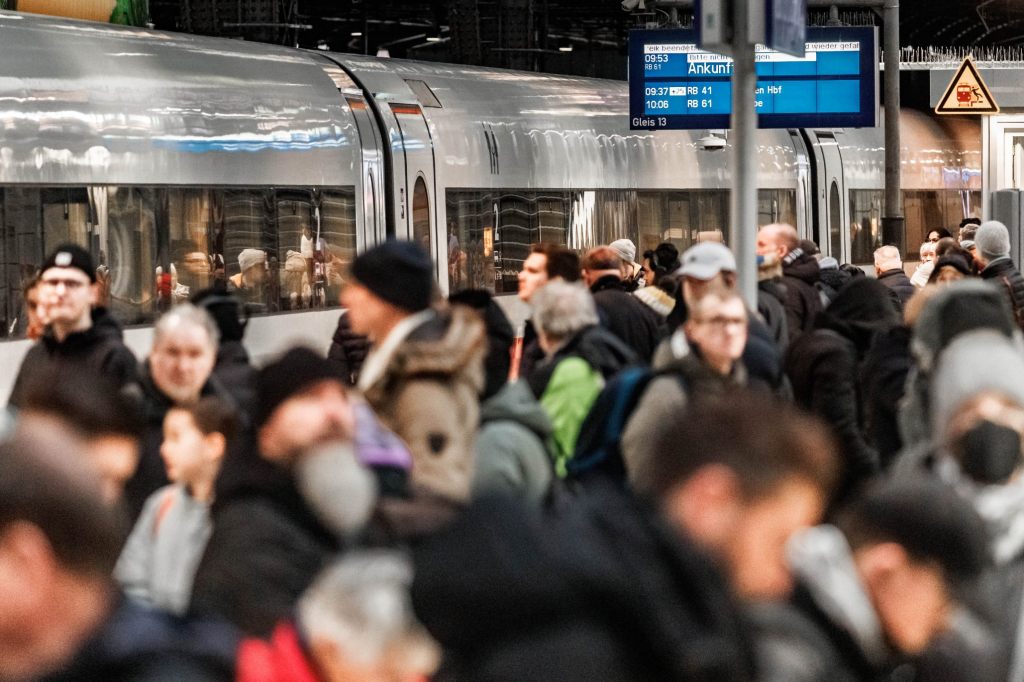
[0,184,354,340]
[849,190,883,265]
[756,190,797,229]
[412,177,432,259]
[404,80,443,108]
[635,190,730,254]
[829,182,842,261]
[446,189,571,294]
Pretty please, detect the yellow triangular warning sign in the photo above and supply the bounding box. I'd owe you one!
[936,57,999,115]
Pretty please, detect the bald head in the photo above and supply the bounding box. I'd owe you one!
[874,245,903,273]
[757,224,799,260]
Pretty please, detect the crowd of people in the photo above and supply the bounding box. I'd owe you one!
[4,215,1024,680]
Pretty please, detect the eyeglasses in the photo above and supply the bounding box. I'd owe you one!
[694,315,746,331]
[41,278,88,290]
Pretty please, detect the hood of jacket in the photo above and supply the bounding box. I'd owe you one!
[411,487,754,681]
[787,525,889,666]
[814,278,899,353]
[783,249,821,285]
[479,380,553,441]
[90,307,125,340]
[375,306,485,394]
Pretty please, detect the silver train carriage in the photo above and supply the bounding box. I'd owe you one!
[0,10,979,400]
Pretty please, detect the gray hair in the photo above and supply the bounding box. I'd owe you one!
[298,550,438,670]
[874,244,902,270]
[531,280,599,344]
[153,303,220,348]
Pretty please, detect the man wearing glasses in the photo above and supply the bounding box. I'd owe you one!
[8,244,138,408]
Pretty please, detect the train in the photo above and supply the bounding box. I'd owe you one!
[0,10,981,400]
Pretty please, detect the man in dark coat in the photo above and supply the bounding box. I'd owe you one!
[581,246,662,362]
[874,245,915,311]
[193,283,257,412]
[785,278,900,500]
[413,395,839,682]
[974,220,1024,329]
[9,244,137,408]
[757,224,822,342]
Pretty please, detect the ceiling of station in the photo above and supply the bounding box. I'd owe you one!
[148,0,1024,78]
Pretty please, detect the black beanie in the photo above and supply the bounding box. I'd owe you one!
[192,282,246,342]
[255,347,346,426]
[351,241,433,312]
[41,243,96,282]
[449,289,514,400]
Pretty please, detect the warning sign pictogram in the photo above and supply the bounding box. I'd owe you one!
[936,57,1000,115]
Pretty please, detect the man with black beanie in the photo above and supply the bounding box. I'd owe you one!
[341,241,486,503]
[9,243,137,408]
[192,282,256,411]
[449,289,555,505]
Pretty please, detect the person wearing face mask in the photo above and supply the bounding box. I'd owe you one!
[894,328,1024,680]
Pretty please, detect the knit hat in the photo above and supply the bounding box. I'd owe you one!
[238,248,267,273]
[448,289,514,400]
[609,238,637,264]
[975,221,1011,260]
[41,244,96,282]
[351,241,434,313]
[931,329,1024,429]
[677,242,736,280]
[255,346,347,426]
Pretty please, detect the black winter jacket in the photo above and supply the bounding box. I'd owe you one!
[190,430,340,637]
[876,269,915,310]
[328,311,370,386]
[8,307,138,408]
[757,278,790,351]
[590,275,663,362]
[860,326,912,468]
[781,250,823,343]
[412,487,756,682]
[980,257,1024,330]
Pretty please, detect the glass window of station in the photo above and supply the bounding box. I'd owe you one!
[0,186,355,339]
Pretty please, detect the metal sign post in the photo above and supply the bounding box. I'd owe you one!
[730,0,759,308]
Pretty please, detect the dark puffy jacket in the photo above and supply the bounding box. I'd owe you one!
[412,487,756,682]
[860,326,912,468]
[190,430,340,637]
[212,340,256,416]
[785,279,899,498]
[980,256,1024,330]
[8,307,138,408]
[327,311,370,386]
[781,250,823,342]
[757,278,790,351]
[589,275,663,362]
[876,269,916,311]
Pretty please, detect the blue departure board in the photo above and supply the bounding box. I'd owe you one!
[629,27,878,130]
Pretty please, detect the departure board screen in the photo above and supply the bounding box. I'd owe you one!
[628,27,878,130]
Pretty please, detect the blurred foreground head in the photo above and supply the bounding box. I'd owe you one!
[297,551,439,682]
[634,393,839,600]
[0,426,123,681]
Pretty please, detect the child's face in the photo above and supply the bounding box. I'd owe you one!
[160,409,206,485]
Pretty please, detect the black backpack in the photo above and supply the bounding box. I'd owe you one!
[567,365,687,487]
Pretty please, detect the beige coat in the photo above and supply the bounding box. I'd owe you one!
[363,307,486,502]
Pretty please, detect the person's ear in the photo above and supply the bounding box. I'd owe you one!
[203,432,227,462]
[662,464,742,551]
[88,282,101,306]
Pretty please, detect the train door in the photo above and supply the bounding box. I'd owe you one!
[390,104,440,282]
[809,131,848,262]
[315,58,386,251]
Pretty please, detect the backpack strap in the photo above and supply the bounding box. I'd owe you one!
[152,488,177,535]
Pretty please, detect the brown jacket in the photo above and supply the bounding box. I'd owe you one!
[363,307,486,502]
